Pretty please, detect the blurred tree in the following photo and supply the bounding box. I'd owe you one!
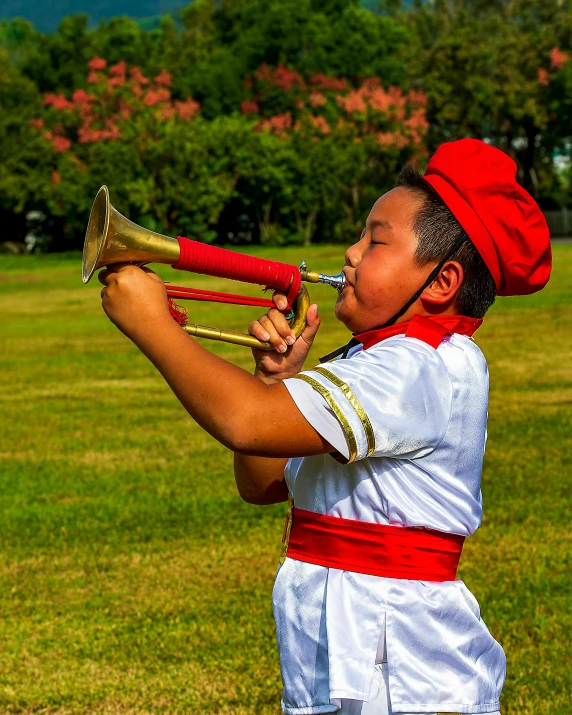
[31,58,238,247]
[400,0,572,198]
[0,48,53,241]
[1,15,93,92]
[170,0,408,117]
[234,67,429,245]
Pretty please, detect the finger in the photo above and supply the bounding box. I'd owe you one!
[272,292,289,311]
[267,308,296,346]
[105,262,132,273]
[97,262,135,285]
[141,267,165,284]
[248,319,271,343]
[98,268,117,286]
[258,314,288,353]
[299,304,321,347]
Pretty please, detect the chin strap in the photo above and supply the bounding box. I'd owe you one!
[319,236,467,363]
[319,338,360,363]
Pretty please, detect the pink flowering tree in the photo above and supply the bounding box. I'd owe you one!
[29,57,240,243]
[241,64,428,150]
[38,57,200,152]
[239,65,429,245]
[30,58,429,248]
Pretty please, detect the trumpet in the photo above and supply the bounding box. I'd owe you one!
[83,186,346,350]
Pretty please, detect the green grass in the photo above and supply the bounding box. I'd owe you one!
[0,244,570,714]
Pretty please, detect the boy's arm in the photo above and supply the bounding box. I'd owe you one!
[232,293,323,504]
[99,264,333,458]
[233,454,289,504]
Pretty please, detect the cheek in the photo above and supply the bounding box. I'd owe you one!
[354,263,387,308]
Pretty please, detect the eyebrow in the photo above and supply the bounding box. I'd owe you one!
[368,219,392,232]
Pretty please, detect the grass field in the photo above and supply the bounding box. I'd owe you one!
[0,245,570,714]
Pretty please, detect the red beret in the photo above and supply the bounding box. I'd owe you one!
[423,138,551,296]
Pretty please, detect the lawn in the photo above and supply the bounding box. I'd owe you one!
[0,244,570,714]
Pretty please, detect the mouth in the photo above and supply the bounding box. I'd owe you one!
[341,268,353,289]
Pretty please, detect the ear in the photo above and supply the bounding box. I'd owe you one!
[421,260,464,307]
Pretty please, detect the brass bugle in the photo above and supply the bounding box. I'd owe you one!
[83,186,346,350]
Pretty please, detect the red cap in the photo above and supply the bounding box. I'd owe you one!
[423,139,551,296]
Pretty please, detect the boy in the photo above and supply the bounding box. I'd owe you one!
[99,139,551,714]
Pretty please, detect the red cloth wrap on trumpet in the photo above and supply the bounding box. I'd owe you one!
[168,237,302,326]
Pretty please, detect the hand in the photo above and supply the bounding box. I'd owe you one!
[98,264,172,344]
[249,291,320,383]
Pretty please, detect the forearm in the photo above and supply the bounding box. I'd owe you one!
[134,319,275,449]
[99,265,330,457]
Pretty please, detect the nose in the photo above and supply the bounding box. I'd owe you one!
[344,237,364,268]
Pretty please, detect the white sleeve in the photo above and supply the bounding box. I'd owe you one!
[283,336,453,463]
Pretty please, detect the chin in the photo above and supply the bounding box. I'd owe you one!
[335,290,395,333]
[334,298,359,332]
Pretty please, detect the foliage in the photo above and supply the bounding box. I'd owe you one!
[400,0,572,201]
[24,53,428,249]
[1,0,572,249]
[172,0,408,117]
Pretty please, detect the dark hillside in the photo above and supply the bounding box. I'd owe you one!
[0,0,184,31]
[0,0,406,32]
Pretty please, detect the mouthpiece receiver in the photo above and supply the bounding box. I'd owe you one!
[299,261,347,293]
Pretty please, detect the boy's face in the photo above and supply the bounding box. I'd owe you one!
[335,187,431,333]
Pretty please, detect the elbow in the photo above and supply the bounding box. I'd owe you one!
[233,460,289,506]
[237,482,288,506]
[236,485,267,505]
[221,422,267,456]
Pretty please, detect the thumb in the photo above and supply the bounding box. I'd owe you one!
[299,304,320,347]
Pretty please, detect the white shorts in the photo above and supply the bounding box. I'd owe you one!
[335,663,501,715]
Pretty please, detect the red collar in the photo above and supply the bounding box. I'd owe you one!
[355,315,483,350]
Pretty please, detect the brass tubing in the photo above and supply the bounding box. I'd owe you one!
[182,284,310,350]
[183,325,272,350]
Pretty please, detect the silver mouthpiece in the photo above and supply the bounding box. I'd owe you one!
[316,272,347,292]
[299,261,347,293]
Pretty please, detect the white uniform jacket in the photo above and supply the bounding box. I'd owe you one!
[275,316,506,715]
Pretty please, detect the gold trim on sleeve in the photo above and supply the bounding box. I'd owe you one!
[294,374,358,462]
[313,366,376,457]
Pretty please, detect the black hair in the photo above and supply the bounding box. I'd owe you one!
[397,164,496,318]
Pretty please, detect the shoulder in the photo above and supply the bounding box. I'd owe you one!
[319,336,454,418]
[349,334,451,379]
[356,328,487,377]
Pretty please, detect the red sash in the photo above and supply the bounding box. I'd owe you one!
[285,507,464,582]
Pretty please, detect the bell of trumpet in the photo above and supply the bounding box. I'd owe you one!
[82,185,180,284]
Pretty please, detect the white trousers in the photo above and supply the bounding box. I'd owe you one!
[336,663,501,715]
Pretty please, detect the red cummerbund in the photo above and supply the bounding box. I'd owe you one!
[286,508,465,582]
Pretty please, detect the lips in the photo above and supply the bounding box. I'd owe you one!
[342,268,353,288]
